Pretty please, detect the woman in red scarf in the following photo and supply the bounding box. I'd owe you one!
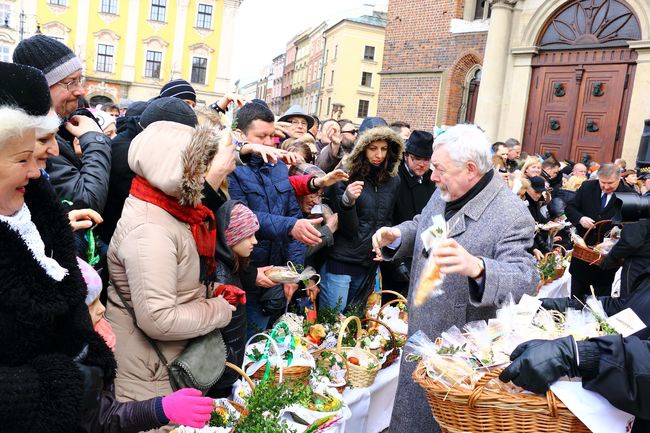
[106,113,235,421]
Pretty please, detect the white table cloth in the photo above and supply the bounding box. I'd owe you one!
[342,360,400,433]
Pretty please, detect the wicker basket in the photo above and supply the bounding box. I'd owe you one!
[413,362,589,433]
[572,219,613,266]
[361,317,399,369]
[336,316,380,388]
[244,331,312,385]
[312,348,350,393]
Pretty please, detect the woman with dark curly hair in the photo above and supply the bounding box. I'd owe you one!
[320,124,404,311]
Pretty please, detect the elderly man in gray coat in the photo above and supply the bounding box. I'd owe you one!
[372,124,539,433]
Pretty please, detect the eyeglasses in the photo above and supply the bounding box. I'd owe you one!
[290,119,308,127]
[56,76,85,91]
[342,129,358,135]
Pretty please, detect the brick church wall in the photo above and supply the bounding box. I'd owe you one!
[377,0,488,131]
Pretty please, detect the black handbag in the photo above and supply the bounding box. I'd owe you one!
[115,288,227,393]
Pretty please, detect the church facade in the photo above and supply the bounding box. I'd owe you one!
[377,0,650,164]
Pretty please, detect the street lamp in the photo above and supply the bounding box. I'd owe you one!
[2,10,41,41]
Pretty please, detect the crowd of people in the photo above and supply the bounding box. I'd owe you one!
[1,33,650,433]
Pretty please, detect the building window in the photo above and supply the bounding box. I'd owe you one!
[145,50,162,78]
[326,97,331,115]
[364,46,375,61]
[96,44,114,73]
[334,44,338,60]
[474,0,491,20]
[357,99,369,118]
[329,70,334,85]
[0,4,10,26]
[361,72,372,87]
[0,45,10,63]
[49,0,67,5]
[191,56,207,84]
[150,0,166,22]
[100,0,117,14]
[196,4,213,29]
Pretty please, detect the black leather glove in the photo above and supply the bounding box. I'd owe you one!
[75,361,104,413]
[540,297,581,311]
[498,336,579,394]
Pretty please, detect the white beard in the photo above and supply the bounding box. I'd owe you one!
[438,184,451,202]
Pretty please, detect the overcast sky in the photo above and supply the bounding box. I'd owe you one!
[231,0,388,84]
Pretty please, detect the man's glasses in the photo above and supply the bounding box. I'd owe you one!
[342,129,358,135]
[57,76,85,91]
[290,119,308,127]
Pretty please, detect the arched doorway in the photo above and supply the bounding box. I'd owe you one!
[523,0,641,163]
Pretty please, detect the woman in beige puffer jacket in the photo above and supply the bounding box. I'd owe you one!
[106,120,234,410]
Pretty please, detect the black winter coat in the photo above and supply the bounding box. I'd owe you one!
[393,161,436,225]
[325,175,400,267]
[0,177,163,432]
[601,219,650,297]
[525,192,551,254]
[98,117,142,244]
[47,130,112,212]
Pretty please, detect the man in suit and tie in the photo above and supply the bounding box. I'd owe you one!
[565,163,633,298]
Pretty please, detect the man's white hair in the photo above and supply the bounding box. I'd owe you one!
[432,124,492,174]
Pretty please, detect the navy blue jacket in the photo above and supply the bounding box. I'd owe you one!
[227,155,306,267]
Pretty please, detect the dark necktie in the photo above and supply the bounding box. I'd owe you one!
[601,193,608,209]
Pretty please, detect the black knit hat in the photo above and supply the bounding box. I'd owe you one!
[0,61,52,116]
[140,97,197,128]
[159,79,196,102]
[13,35,82,86]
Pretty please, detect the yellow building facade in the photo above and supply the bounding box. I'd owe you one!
[0,0,242,105]
[318,14,386,124]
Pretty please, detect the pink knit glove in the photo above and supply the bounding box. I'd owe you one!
[162,388,213,428]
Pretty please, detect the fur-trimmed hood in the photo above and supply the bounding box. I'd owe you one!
[128,120,222,206]
[345,126,404,178]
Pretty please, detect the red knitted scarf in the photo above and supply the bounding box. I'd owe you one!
[130,175,216,277]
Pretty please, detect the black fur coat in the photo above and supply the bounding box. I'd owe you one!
[0,176,117,432]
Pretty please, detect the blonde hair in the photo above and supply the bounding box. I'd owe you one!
[0,106,40,145]
[564,175,587,191]
[521,156,542,177]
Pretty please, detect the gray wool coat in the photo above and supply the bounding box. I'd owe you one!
[387,171,539,433]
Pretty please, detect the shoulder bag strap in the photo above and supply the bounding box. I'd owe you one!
[113,288,171,369]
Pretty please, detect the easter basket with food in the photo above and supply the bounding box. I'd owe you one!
[243,322,314,385]
[336,316,380,388]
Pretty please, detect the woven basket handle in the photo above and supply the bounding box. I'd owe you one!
[378,298,408,318]
[361,318,397,352]
[583,219,612,247]
[337,315,362,351]
[244,333,283,383]
[225,361,255,390]
[379,290,408,303]
[468,366,559,417]
[312,348,350,385]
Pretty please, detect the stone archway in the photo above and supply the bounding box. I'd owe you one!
[523,0,642,162]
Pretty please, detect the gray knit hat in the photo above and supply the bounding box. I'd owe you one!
[13,35,82,86]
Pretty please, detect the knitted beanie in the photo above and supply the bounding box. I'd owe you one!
[159,79,196,102]
[76,257,102,306]
[13,35,82,86]
[225,203,259,247]
[140,97,197,128]
[0,61,52,116]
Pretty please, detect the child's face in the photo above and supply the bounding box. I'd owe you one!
[231,234,257,258]
[88,297,106,327]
